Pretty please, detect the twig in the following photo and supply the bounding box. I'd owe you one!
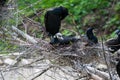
[12,26,37,44]
[101,36,113,80]
[0,71,5,80]
[14,0,42,15]
[88,73,103,80]
[31,65,53,80]
[15,70,26,79]
[86,66,109,79]
[1,57,45,72]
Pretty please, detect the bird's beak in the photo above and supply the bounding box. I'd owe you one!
[60,37,64,40]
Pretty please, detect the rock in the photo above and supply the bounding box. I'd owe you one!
[45,60,51,64]
[20,59,32,65]
[96,64,107,71]
[4,58,17,65]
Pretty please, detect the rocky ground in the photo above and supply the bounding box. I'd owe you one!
[0,39,119,80]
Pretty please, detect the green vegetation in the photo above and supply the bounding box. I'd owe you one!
[18,0,120,36]
[0,40,18,54]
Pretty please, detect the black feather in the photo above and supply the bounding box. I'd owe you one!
[50,35,80,45]
[44,6,68,37]
[105,30,120,53]
[86,27,98,44]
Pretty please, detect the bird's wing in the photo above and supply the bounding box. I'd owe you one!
[105,38,119,46]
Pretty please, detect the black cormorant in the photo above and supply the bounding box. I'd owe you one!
[50,33,63,44]
[50,33,80,45]
[86,27,98,45]
[105,29,120,53]
[44,6,68,38]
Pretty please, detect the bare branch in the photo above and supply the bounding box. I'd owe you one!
[12,26,38,44]
[31,66,53,80]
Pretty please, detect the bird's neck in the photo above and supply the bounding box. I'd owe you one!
[87,32,94,39]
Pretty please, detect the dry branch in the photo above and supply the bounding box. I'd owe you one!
[31,65,53,80]
[88,73,103,80]
[0,37,119,80]
[86,66,119,80]
[12,26,38,44]
[87,66,109,79]
[0,71,5,80]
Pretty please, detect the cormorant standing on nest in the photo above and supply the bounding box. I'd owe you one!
[116,60,120,78]
[44,6,68,39]
[105,29,120,53]
[50,33,80,45]
[0,0,6,6]
[86,27,98,45]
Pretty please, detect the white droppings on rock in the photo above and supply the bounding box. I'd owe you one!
[96,64,107,70]
[21,59,32,65]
